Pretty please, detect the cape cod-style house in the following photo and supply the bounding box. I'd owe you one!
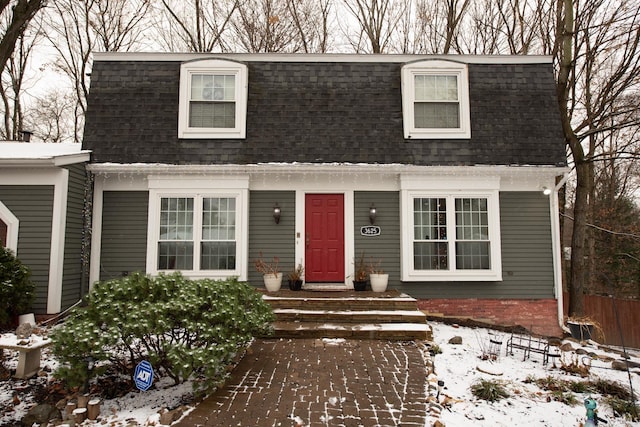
[81,53,568,336]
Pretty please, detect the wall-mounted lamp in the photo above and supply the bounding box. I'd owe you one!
[369,204,377,225]
[542,186,552,196]
[273,203,281,224]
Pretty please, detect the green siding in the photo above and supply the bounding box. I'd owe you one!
[100,191,148,282]
[354,191,401,287]
[61,164,86,310]
[399,191,555,299]
[0,186,54,313]
[248,191,295,286]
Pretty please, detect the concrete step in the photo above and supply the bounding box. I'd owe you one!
[272,321,431,340]
[272,308,427,324]
[260,289,429,340]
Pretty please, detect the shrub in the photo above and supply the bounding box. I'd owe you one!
[0,246,35,329]
[471,379,510,402]
[51,273,274,393]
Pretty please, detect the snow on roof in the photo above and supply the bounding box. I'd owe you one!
[0,142,90,165]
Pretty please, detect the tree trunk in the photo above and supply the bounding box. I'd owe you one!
[568,160,590,317]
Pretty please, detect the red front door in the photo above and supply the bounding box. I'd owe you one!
[305,194,344,282]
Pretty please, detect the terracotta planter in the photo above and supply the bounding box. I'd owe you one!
[263,273,283,292]
[369,273,389,292]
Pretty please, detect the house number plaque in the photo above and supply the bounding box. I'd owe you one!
[360,226,381,236]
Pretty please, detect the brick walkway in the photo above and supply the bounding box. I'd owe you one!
[175,338,428,427]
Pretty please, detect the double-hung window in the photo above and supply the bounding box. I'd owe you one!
[148,179,249,279]
[401,60,471,139]
[178,59,248,139]
[401,182,501,281]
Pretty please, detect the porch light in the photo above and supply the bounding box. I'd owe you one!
[542,186,552,196]
[273,203,281,224]
[369,204,377,225]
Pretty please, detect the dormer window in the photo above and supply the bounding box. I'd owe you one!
[178,59,248,139]
[402,60,471,139]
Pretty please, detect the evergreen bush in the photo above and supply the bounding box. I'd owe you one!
[0,246,35,329]
[51,272,274,393]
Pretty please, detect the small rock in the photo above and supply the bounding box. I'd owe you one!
[21,403,61,426]
[576,348,588,355]
[559,342,574,352]
[612,360,631,371]
[15,323,33,339]
[433,420,446,427]
[448,336,463,345]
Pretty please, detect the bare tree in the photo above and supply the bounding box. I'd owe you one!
[555,0,640,316]
[342,0,410,53]
[0,0,45,75]
[154,0,238,52]
[286,0,333,53]
[25,90,76,143]
[44,0,152,143]
[231,0,301,52]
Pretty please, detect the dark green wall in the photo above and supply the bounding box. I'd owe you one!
[99,191,148,282]
[0,185,54,312]
[61,164,86,309]
[248,191,296,285]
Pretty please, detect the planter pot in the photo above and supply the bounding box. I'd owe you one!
[263,273,283,292]
[353,280,368,291]
[369,273,389,292]
[288,279,303,291]
[567,321,594,341]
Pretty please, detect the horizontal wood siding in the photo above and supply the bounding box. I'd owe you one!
[248,191,295,286]
[399,191,555,299]
[61,164,86,309]
[354,192,401,288]
[100,191,148,282]
[0,186,54,313]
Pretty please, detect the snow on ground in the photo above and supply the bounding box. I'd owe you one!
[1,322,640,426]
[430,322,640,427]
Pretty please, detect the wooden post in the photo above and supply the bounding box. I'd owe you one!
[65,401,77,418]
[77,393,90,408]
[73,407,87,423]
[87,398,101,420]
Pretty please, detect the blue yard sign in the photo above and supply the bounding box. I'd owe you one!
[134,360,154,391]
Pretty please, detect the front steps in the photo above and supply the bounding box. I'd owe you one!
[260,289,430,340]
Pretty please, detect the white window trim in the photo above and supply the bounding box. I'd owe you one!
[400,188,502,281]
[401,60,471,139]
[0,201,19,252]
[178,59,248,139]
[146,178,249,280]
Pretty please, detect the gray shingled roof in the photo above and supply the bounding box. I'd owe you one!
[82,56,566,167]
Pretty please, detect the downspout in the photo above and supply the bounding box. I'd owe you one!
[551,172,571,333]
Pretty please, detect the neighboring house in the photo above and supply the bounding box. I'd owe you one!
[0,142,90,316]
[82,53,568,336]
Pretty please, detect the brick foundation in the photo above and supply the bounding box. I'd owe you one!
[417,298,563,337]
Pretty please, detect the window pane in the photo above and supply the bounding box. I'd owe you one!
[189,102,236,128]
[456,242,490,270]
[201,242,236,270]
[413,198,446,240]
[414,242,448,270]
[415,102,460,128]
[455,198,490,270]
[415,75,457,101]
[158,242,194,270]
[159,197,193,240]
[201,197,236,270]
[192,74,235,101]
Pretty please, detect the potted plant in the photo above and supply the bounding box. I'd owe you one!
[368,258,388,292]
[254,252,282,292]
[352,252,368,291]
[287,263,304,291]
